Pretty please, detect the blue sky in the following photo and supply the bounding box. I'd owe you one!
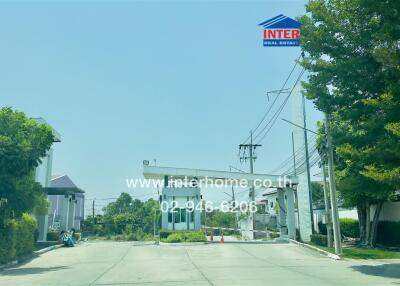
[0,0,322,208]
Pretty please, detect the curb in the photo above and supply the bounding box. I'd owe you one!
[289,239,341,260]
[0,244,63,270]
[207,239,288,244]
[158,242,207,246]
[35,244,63,255]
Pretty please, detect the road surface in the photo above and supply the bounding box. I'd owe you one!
[0,241,399,285]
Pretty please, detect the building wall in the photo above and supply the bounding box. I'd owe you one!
[161,187,201,231]
[35,148,54,241]
[48,193,85,231]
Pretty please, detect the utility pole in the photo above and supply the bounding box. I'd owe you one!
[92,199,95,230]
[321,160,333,248]
[239,131,261,201]
[239,131,261,239]
[324,113,342,255]
[302,94,314,231]
[291,131,297,176]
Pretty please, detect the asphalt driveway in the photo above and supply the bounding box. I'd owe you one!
[0,241,399,286]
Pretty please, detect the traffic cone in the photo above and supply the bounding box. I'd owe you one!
[220,231,224,243]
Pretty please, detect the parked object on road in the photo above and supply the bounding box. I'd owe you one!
[60,229,76,247]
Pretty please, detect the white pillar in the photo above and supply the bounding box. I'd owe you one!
[61,196,70,230]
[277,188,287,237]
[285,188,296,239]
[68,198,76,229]
[291,84,313,241]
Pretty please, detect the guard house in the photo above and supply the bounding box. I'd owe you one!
[143,164,304,240]
[161,186,201,230]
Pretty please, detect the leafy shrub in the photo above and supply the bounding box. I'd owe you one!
[73,232,81,241]
[377,221,400,247]
[310,234,327,247]
[340,218,359,238]
[0,221,16,264]
[166,233,184,243]
[159,230,175,239]
[162,231,205,243]
[47,231,60,241]
[184,231,206,242]
[270,231,280,239]
[0,213,37,264]
[15,214,37,257]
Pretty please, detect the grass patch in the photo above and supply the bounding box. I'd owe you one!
[309,243,400,259]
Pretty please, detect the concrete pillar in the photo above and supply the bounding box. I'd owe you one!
[277,188,287,237]
[285,188,296,239]
[60,196,70,231]
[68,198,76,229]
[194,196,201,230]
[291,84,313,241]
[37,215,48,241]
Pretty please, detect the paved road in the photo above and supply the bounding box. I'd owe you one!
[0,241,399,286]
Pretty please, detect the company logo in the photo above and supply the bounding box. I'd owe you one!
[258,14,301,47]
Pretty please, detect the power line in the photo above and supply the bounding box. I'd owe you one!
[241,53,302,144]
[268,134,317,174]
[254,68,306,144]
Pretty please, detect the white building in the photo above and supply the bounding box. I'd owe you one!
[34,118,61,241]
[46,175,85,232]
[160,186,201,231]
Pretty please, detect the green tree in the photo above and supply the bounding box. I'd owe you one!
[311,181,325,208]
[300,0,400,246]
[299,0,400,246]
[0,107,54,225]
[101,193,160,236]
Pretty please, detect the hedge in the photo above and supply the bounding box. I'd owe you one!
[166,233,183,243]
[0,213,37,264]
[160,230,206,243]
[47,231,60,241]
[310,234,327,247]
[377,221,400,247]
[318,219,399,246]
[15,213,37,257]
[340,218,359,238]
[0,221,16,264]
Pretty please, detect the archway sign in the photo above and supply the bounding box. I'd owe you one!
[143,165,311,241]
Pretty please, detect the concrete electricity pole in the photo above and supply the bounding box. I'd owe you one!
[324,113,342,255]
[92,199,95,224]
[302,95,314,228]
[239,130,261,201]
[321,161,333,248]
[239,131,261,239]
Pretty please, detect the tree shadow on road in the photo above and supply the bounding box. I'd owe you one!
[0,266,69,276]
[351,263,400,279]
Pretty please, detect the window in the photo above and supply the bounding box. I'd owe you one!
[168,209,173,223]
[188,208,194,222]
[174,209,180,223]
[180,208,186,223]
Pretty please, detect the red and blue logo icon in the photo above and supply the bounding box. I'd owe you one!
[259,14,301,47]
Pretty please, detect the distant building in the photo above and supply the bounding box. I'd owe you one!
[34,118,61,241]
[46,175,85,231]
[34,118,85,241]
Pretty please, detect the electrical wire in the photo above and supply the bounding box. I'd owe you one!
[254,67,306,144]
[240,53,303,144]
[268,134,317,174]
